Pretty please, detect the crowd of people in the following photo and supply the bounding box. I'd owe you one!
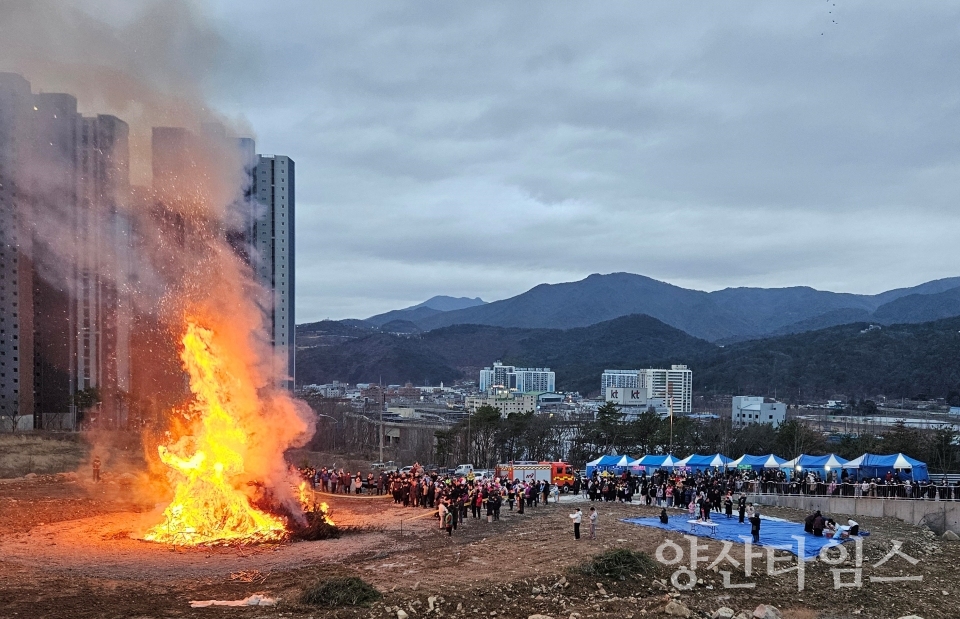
[584,466,960,504]
[290,461,945,542]
[296,463,561,536]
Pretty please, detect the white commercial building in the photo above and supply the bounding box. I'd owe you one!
[465,391,537,417]
[732,396,786,428]
[604,387,667,417]
[479,361,555,393]
[601,365,692,414]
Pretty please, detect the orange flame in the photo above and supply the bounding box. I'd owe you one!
[144,320,288,545]
[297,481,335,526]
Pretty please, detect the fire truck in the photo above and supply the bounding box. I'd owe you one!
[495,461,576,492]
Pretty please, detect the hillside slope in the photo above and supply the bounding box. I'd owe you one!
[296,313,715,391]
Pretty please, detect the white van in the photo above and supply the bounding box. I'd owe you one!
[453,464,474,476]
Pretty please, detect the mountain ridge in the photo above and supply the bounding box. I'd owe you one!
[366,295,486,327]
[360,273,960,341]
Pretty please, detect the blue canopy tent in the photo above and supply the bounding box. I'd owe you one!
[635,453,679,471]
[730,454,786,470]
[781,454,848,479]
[675,453,732,471]
[612,455,640,471]
[843,453,929,481]
[585,455,621,477]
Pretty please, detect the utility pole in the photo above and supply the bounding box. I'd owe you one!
[669,397,674,454]
[667,383,674,454]
[379,376,384,463]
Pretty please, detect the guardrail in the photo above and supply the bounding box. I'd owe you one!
[712,480,960,500]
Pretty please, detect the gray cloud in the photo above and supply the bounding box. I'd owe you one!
[198,0,960,320]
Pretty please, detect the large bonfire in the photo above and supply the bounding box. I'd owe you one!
[144,319,291,545]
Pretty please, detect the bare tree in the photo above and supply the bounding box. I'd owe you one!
[0,407,27,432]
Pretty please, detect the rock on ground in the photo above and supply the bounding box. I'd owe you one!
[713,608,736,619]
[664,600,691,618]
[752,605,782,619]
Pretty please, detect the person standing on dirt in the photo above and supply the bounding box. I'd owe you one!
[569,507,582,540]
[92,456,101,482]
[588,506,598,540]
[438,500,448,531]
[444,507,454,536]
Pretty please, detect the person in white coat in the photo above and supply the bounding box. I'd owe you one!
[569,507,582,539]
[589,506,598,539]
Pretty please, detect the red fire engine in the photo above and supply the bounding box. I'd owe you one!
[494,461,576,491]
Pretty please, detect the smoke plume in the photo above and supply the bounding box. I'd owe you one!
[0,0,314,515]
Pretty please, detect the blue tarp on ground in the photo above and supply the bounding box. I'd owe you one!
[623,515,852,561]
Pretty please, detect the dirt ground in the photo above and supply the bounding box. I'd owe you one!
[1,473,957,619]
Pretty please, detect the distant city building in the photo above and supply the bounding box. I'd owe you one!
[604,387,667,416]
[302,381,348,398]
[732,396,786,428]
[601,369,641,390]
[479,361,555,393]
[640,365,692,414]
[465,390,537,417]
[601,365,692,414]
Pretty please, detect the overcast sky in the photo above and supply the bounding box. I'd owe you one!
[195,1,960,321]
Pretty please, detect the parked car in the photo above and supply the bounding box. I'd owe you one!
[453,464,475,476]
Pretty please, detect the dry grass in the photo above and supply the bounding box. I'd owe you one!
[299,576,382,607]
[0,434,88,478]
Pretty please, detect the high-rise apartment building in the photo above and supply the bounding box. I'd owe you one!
[0,74,132,429]
[253,155,295,390]
[151,127,296,392]
[479,361,555,393]
[0,73,35,430]
[639,365,692,414]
